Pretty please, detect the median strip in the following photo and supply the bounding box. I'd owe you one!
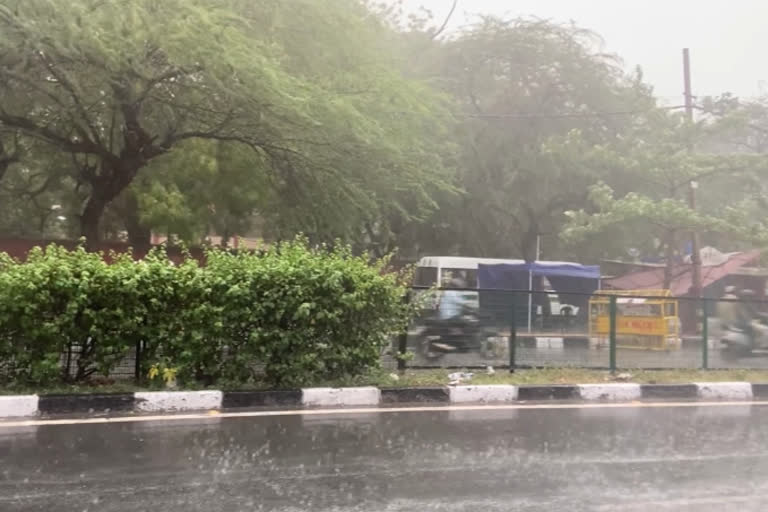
[2,381,767,419]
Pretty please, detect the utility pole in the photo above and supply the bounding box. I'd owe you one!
[683,48,702,298]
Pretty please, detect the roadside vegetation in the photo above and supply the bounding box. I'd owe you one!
[3,2,768,394]
[4,367,768,395]
[3,1,768,264]
[0,241,411,389]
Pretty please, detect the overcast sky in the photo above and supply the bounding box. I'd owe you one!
[402,0,768,102]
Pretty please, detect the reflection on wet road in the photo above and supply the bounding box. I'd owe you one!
[3,404,768,511]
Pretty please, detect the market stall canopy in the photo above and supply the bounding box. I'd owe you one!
[477,262,601,294]
[605,250,761,296]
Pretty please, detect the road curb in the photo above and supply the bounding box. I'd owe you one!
[751,383,768,398]
[381,387,450,404]
[38,393,135,415]
[578,383,642,402]
[302,387,381,407]
[640,383,699,399]
[449,385,518,404]
[221,390,302,409]
[695,382,753,400]
[134,391,223,412]
[0,395,39,418]
[518,385,579,401]
[3,382,768,418]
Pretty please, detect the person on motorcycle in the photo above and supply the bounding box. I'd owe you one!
[421,272,473,359]
[438,272,468,321]
[736,289,758,348]
[717,286,739,331]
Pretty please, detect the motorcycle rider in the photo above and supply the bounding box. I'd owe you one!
[736,289,758,348]
[717,286,739,331]
[422,271,471,359]
[438,272,468,320]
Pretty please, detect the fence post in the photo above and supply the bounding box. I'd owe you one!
[509,294,517,373]
[64,342,73,382]
[609,295,617,374]
[134,340,142,384]
[397,291,411,374]
[701,298,709,370]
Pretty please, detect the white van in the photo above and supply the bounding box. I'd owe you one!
[413,257,525,317]
[414,256,579,317]
[413,256,525,289]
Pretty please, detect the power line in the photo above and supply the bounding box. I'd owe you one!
[452,105,687,119]
[390,104,687,120]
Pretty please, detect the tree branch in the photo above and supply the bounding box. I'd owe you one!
[0,109,100,154]
[0,135,20,181]
[36,51,102,146]
[431,0,458,40]
[137,67,195,105]
[0,68,67,108]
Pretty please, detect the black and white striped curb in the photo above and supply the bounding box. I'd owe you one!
[0,382,763,419]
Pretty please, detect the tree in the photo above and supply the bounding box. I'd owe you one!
[561,108,768,287]
[0,134,79,239]
[0,132,20,182]
[0,0,454,247]
[412,17,655,261]
[130,140,268,245]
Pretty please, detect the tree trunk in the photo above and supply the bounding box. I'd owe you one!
[125,217,151,248]
[80,194,108,249]
[79,160,145,249]
[0,138,19,182]
[663,229,676,290]
[520,226,540,263]
[120,192,151,249]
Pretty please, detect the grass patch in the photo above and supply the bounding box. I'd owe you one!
[0,382,146,396]
[357,368,768,387]
[5,368,768,394]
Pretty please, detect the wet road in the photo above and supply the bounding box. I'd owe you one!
[3,404,768,511]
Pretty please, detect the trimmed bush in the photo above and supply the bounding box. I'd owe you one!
[0,240,410,387]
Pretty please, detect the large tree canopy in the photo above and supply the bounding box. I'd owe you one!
[2,2,767,268]
[0,0,453,246]
[561,104,768,284]
[406,17,655,261]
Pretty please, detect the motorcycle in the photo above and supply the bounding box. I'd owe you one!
[418,304,487,361]
[721,318,768,358]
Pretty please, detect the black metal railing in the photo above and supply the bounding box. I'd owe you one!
[395,287,768,373]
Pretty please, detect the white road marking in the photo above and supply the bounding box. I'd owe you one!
[595,493,768,510]
[1,400,768,429]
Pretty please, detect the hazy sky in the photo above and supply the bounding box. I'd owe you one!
[403,0,768,102]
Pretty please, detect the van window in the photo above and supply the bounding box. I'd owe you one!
[414,266,438,287]
[440,269,477,289]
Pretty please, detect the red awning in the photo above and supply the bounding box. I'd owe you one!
[605,250,761,296]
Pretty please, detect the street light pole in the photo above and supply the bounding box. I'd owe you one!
[683,48,702,298]
[526,235,541,333]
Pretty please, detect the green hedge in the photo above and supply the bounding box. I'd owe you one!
[0,240,410,387]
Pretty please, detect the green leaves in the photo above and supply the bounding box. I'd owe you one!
[409,16,654,260]
[0,239,411,388]
[0,0,455,246]
[560,109,768,260]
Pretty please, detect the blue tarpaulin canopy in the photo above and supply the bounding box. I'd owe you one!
[477,262,601,328]
[477,262,600,293]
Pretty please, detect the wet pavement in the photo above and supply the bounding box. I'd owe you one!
[3,404,768,511]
